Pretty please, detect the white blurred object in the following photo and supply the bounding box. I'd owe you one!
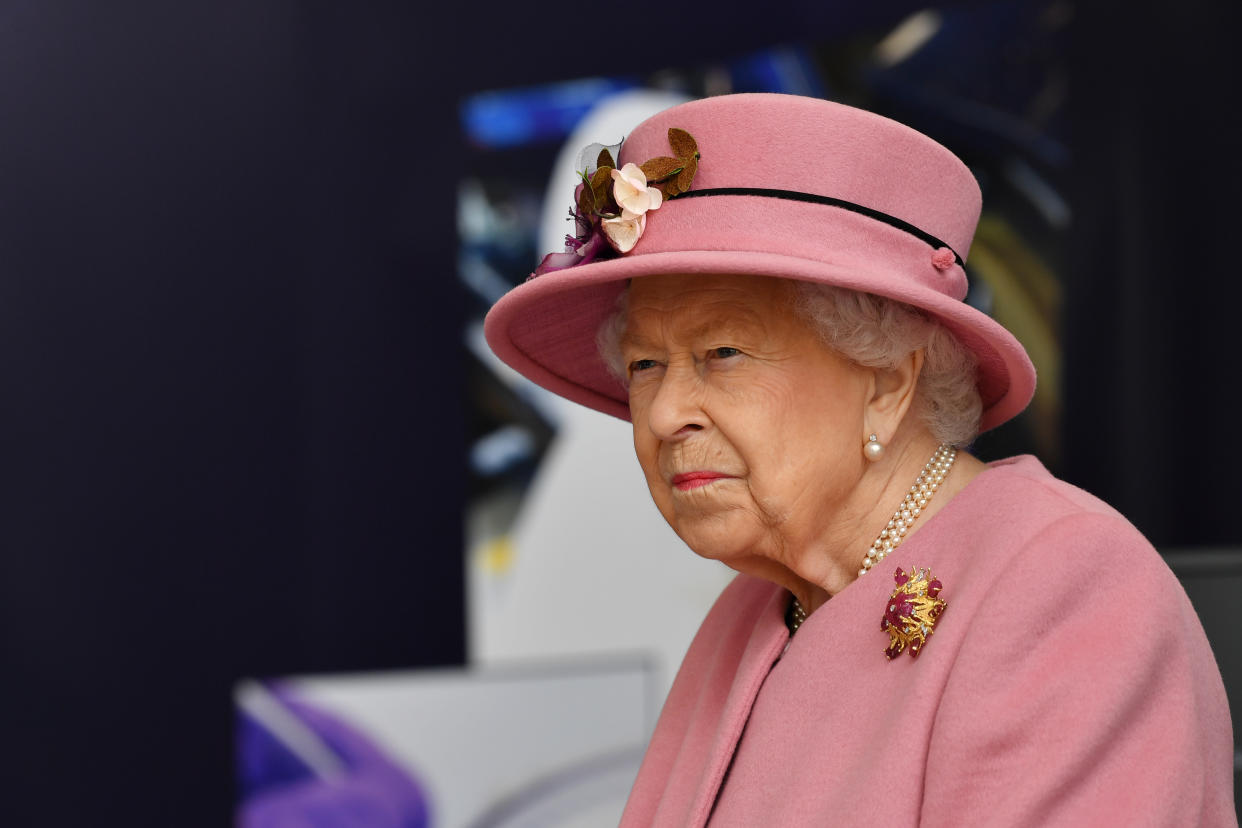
[874,10,943,67]
[471,89,734,704]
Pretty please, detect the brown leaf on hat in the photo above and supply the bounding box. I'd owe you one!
[668,127,697,160]
[589,165,611,194]
[640,156,683,183]
[596,147,616,172]
[657,156,698,197]
[674,154,698,193]
[577,174,596,216]
[657,178,682,199]
[589,166,613,213]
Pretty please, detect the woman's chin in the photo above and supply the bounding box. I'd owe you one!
[674,524,760,566]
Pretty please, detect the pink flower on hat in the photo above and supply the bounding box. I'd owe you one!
[611,163,663,220]
[600,213,647,253]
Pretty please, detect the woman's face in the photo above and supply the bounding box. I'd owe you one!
[623,273,873,571]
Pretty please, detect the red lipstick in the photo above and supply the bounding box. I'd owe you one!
[671,471,733,491]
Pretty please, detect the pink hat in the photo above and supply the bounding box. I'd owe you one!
[484,93,1035,432]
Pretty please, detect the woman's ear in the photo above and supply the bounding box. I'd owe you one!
[863,349,924,441]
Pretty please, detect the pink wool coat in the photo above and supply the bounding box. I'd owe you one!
[621,456,1236,826]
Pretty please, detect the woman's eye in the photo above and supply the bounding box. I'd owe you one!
[629,358,659,374]
[710,347,742,360]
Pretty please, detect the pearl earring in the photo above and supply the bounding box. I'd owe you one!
[864,433,884,462]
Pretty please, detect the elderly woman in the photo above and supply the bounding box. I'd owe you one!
[485,94,1234,825]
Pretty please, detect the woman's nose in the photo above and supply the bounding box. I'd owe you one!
[646,361,707,440]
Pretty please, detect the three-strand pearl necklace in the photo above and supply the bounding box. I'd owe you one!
[859,443,956,577]
[787,443,956,634]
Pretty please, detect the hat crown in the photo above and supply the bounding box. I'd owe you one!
[617,93,981,261]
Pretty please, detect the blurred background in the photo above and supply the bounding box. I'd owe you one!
[2,1,1239,825]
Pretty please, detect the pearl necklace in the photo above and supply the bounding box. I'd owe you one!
[859,443,956,577]
[787,443,956,634]
[787,598,808,633]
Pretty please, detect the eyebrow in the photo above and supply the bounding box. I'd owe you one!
[618,328,657,351]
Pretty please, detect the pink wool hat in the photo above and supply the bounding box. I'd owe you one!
[484,93,1036,432]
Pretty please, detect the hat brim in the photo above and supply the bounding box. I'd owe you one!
[485,246,1036,434]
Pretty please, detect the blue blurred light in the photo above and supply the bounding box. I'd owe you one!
[728,46,828,98]
[462,77,640,149]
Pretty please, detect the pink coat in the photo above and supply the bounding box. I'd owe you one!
[621,456,1235,826]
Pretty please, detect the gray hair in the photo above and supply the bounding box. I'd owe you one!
[596,281,982,447]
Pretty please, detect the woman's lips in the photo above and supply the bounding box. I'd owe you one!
[671,471,735,491]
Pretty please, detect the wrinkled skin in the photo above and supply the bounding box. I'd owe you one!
[621,273,983,610]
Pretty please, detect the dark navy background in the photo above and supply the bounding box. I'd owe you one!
[1,1,1237,824]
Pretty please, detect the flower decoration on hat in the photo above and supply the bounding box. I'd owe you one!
[531,128,700,277]
[882,566,947,659]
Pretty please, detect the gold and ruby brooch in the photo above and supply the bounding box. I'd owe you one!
[882,566,947,659]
